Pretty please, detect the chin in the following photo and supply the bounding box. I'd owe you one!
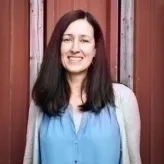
[66,68,88,75]
[68,70,86,74]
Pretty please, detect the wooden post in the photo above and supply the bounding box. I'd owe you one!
[120,0,134,89]
[30,0,44,97]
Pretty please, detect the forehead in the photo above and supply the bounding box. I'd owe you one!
[64,19,94,37]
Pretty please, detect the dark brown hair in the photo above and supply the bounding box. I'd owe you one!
[32,10,115,116]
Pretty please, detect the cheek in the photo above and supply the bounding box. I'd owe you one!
[83,48,96,66]
[61,54,67,68]
[60,44,70,66]
[81,48,95,65]
[61,43,71,54]
[80,45,95,56]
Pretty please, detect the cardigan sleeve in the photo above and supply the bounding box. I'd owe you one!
[120,84,142,164]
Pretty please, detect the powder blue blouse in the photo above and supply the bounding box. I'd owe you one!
[39,105,122,164]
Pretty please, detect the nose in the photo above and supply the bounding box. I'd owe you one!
[70,40,80,53]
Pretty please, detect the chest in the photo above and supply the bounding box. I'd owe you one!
[39,106,120,144]
[39,106,122,164]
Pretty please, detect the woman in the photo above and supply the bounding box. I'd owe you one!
[23,10,141,164]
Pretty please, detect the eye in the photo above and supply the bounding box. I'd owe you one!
[80,39,89,43]
[62,38,72,42]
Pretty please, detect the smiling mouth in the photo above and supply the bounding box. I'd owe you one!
[68,56,83,62]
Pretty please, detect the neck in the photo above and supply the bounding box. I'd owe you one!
[67,72,87,96]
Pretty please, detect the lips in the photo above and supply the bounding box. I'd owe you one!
[68,56,83,62]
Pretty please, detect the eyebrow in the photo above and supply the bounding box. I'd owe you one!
[63,34,93,38]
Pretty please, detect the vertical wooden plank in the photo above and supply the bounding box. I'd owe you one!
[30,0,44,95]
[0,0,29,163]
[46,0,57,42]
[106,0,119,80]
[135,0,164,163]
[88,0,106,38]
[56,0,73,19]
[150,1,164,163]
[74,0,88,10]
[134,0,152,163]
[120,0,134,89]
[0,0,11,163]
[10,0,29,163]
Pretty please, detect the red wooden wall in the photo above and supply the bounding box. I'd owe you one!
[0,0,29,163]
[0,0,164,163]
[135,0,164,163]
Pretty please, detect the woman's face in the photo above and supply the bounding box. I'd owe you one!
[61,19,96,75]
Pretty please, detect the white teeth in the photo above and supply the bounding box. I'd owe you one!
[68,57,83,62]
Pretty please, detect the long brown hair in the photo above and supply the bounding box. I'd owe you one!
[32,10,115,116]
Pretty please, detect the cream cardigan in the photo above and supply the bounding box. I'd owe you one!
[23,83,142,164]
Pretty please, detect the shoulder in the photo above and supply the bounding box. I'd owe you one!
[112,82,140,129]
[112,83,138,107]
[112,83,135,97]
[112,83,140,121]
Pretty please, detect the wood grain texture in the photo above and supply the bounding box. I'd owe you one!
[10,0,29,163]
[120,0,134,88]
[30,0,44,96]
[0,0,29,163]
[106,0,119,81]
[135,0,164,163]
[0,0,11,163]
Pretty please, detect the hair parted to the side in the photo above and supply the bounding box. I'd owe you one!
[32,9,115,116]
